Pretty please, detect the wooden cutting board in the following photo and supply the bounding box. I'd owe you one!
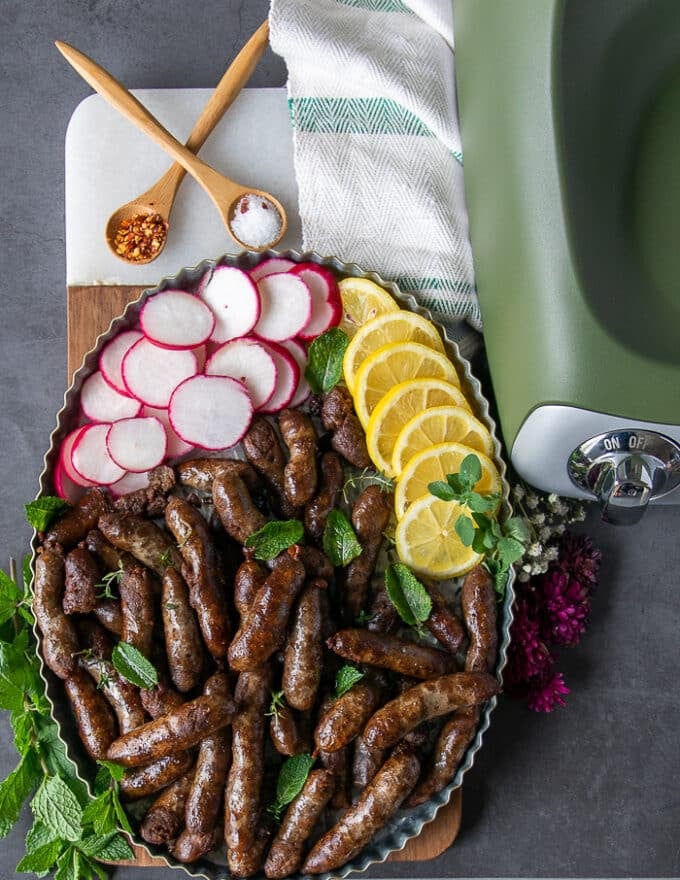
[67,283,463,867]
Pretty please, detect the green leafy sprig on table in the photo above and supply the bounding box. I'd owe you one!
[428,453,530,597]
[244,520,305,561]
[304,327,349,394]
[0,548,133,880]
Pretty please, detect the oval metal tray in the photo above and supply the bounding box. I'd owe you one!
[34,249,515,880]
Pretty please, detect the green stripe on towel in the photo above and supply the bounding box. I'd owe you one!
[334,0,414,13]
[289,97,431,136]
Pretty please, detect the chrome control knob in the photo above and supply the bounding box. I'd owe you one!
[568,430,680,525]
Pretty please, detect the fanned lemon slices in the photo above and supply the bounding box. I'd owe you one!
[337,276,400,337]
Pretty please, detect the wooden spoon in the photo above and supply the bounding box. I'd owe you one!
[56,37,287,255]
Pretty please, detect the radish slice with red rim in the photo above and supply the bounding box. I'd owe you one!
[106,417,167,473]
[168,375,253,451]
[140,290,215,349]
[71,423,126,486]
[54,458,85,504]
[292,264,342,340]
[99,330,143,395]
[250,257,296,282]
[280,338,312,408]
[60,426,95,488]
[205,338,277,411]
[81,371,142,422]
[141,405,193,458]
[198,266,261,343]
[108,470,151,498]
[253,273,312,341]
[258,341,300,413]
[122,338,198,408]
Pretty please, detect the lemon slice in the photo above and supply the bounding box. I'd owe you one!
[337,276,399,337]
[395,441,501,519]
[366,379,469,477]
[343,311,445,394]
[353,342,460,429]
[395,494,483,579]
[392,405,494,476]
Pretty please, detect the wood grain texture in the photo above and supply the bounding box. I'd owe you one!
[67,282,462,865]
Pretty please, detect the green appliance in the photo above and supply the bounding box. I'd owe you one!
[453,0,680,523]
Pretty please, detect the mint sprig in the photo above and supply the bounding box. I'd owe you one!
[322,509,363,568]
[268,754,315,822]
[244,520,304,561]
[334,665,364,699]
[384,563,432,628]
[25,497,70,532]
[111,642,158,690]
[304,327,349,393]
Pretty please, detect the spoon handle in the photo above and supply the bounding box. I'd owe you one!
[55,41,228,194]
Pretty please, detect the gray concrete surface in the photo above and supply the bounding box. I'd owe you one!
[0,1,679,877]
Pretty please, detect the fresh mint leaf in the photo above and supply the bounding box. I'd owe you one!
[112,794,132,835]
[0,751,41,838]
[445,472,465,494]
[270,754,315,820]
[504,516,531,543]
[11,710,36,757]
[25,819,57,854]
[304,328,349,394]
[458,454,482,490]
[385,563,432,627]
[81,793,116,836]
[111,643,158,690]
[31,775,83,843]
[496,536,526,568]
[16,839,64,876]
[244,520,304,561]
[33,716,88,807]
[454,514,475,547]
[78,830,133,860]
[25,497,70,532]
[23,554,32,593]
[322,509,362,567]
[428,480,457,502]
[95,760,125,790]
[54,846,80,880]
[466,491,499,514]
[334,665,364,699]
[0,638,35,712]
[0,569,22,626]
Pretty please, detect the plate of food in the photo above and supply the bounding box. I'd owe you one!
[32,250,515,879]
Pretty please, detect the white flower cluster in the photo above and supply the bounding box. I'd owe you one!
[511,483,587,581]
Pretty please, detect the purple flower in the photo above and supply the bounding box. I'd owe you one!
[505,597,552,686]
[556,533,602,586]
[526,670,570,712]
[539,569,590,646]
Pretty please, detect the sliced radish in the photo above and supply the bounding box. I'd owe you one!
[250,257,296,282]
[71,423,126,486]
[140,290,215,349]
[108,470,151,498]
[205,338,277,411]
[281,338,312,408]
[253,273,312,341]
[142,405,194,458]
[292,264,342,340]
[106,417,167,473]
[81,371,142,422]
[198,266,261,343]
[122,338,198,408]
[54,458,85,504]
[60,426,95,488]
[258,341,300,413]
[169,375,253,451]
[99,330,143,395]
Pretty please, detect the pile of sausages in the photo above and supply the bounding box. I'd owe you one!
[33,387,501,877]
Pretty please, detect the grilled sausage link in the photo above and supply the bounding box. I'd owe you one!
[165,496,230,661]
[64,667,118,760]
[106,678,237,767]
[327,629,455,679]
[352,735,385,789]
[302,746,420,874]
[84,529,138,573]
[314,680,382,753]
[342,486,393,623]
[264,769,336,879]
[98,512,182,577]
[44,487,112,549]
[320,386,371,468]
[461,565,498,673]
[92,598,123,636]
[120,752,194,799]
[361,672,500,750]
[119,565,155,657]
[172,674,232,862]
[62,546,101,614]
[161,568,205,693]
[79,654,147,735]
[33,546,79,679]
[140,771,195,846]
[234,557,268,620]
[243,416,298,517]
[366,580,399,634]
[213,471,267,545]
[176,457,259,493]
[424,582,467,655]
[270,704,306,757]
[225,666,273,877]
[282,586,323,711]
[228,555,306,671]
[140,678,185,719]
[279,409,318,507]
[304,452,343,544]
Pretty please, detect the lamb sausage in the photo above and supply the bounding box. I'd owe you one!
[342,486,393,623]
[176,457,259,493]
[119,565,155,657]
[212,471,267,545]
[279,409,318,507]
[424,582,467,655]
[313,681,381,753]
[327,629,455,679]
[140,771,195,846]
[243,416,298,518]
[120,752,194,799]
[161,568,205,693]
[461,565,498,673]
[62,546,100,614]
[64,667,118,760]
[44,487,111,549]
[33,546,79,679]
[320,386,370,469]
[234,558,268,619]
[282,586,323,711]
[304,452,343,544]
[98,512,182,577]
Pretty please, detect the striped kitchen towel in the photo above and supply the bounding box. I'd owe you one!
[268,0,481,334]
